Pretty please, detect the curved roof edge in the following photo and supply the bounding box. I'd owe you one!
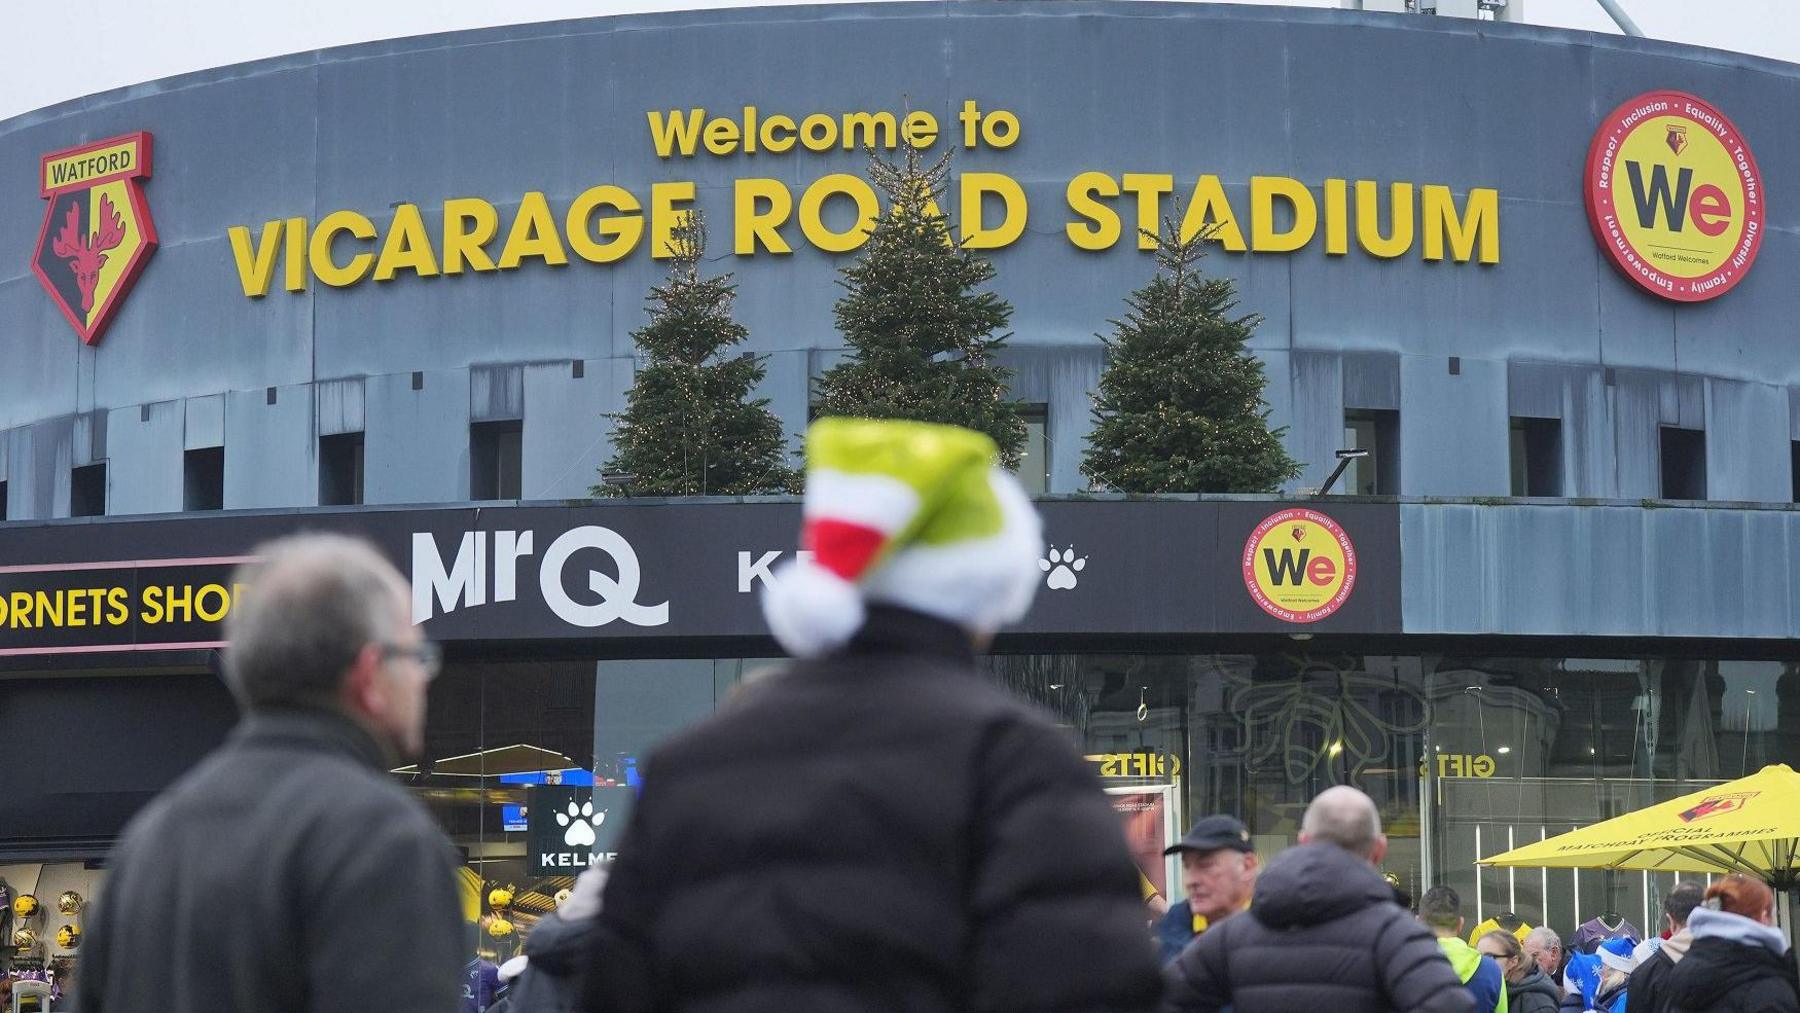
[5,0,1798,135]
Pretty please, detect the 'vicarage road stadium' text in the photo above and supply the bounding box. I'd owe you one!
[225,101,1501,297]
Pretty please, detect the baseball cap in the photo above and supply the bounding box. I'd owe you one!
[1163,815,1253,856]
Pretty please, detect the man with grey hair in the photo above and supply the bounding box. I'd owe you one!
[1164,785,1470,1013]
[78,534,464,1013]
[1299,784,1387,858]
[1522,927,1563,979]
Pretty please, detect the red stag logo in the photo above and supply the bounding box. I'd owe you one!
[1677,792,1757,823]
[51,196,127,314]
[31,132,157,346]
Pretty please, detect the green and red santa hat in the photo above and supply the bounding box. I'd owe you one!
[761,417,1043,658]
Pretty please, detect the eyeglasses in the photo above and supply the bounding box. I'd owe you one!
[381,640,443,681]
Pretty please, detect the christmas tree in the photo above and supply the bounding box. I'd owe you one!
[812,144,1027,466]
[598,212,799,497]
[1081,216,1301,493]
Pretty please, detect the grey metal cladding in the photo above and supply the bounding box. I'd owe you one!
[1342,352,1400,412]
[1400,502,1800,638]
[1401,355,1508,496]
[72,409,106,466]
[521,358,632,501]
[1703,378,1790,503]
[1507,362,1571,420]
[184,394,225,451]
[1289,351,1345,491]
[105,401,182,515]
[224,383,315,509]
[470,364,525,422]
[28,418,74,519]
[364,369,468,505]
[4,3,1800,511]
[315,378,366,436]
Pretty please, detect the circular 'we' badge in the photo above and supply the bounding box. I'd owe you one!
[1241,509,1357,624]
[1585,91,1763,302]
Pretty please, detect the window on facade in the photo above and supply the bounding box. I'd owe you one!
[1509,417,1563,497]
[471,421,523,501]
[398,657,776,971]
[472,646,1798,954]
[183,447,224,511]
[0,480,8,521]
[1659,426,1706,501]
[1015,404,1050,495]
[319,432,365,506]
[1792,442,1799,504]
[985,650,1796,940]
[70,462,106,517]
[1343,409,1399,495]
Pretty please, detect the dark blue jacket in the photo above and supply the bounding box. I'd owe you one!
[1438,937,1508,1013]
[1464,954,1506,1013]
[1158,901,1196,965]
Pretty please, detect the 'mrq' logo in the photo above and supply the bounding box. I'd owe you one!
[412,526,668,628]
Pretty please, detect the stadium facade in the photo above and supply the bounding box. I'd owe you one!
[2,0,1797,959]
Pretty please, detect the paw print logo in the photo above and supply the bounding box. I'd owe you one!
[555,800,604,848]
[1039,546,1087,590]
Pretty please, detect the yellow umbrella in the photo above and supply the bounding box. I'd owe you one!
[1478,764,1800,887]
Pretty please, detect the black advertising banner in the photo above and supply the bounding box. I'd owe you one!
[0,555,248,657]
[0,499,1401,662]
[525,785,636,874]
[1027,500,1401,637]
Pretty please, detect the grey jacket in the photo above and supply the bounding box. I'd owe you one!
[77,707,466,1013]
[1507,967,1563,1013]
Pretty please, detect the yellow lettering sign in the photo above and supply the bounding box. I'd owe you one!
[309,210,377,287]
[227,103,1505,297]
[734,178,793,255]
[566,185,644,264]
[374,204,440,281]
[497,192,570,269]
[960,172,1028,250]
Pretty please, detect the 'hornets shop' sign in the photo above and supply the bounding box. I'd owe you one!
[31,132,158,345]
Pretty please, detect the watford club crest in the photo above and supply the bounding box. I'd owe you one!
[31,132,157,345]
[1677,791,1757,823]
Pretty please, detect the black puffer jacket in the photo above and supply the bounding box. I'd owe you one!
[1631,932,1693,1013]
[1162,843,1472,1013]
[1665,909,1799,1013]
[1506,967,1562,1013]
[508,906,598,1013]
[581,607,1162,1013]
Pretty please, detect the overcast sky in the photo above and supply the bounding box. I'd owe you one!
[1,0,1795,123]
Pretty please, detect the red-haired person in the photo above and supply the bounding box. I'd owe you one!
[1662,874,1798,1013]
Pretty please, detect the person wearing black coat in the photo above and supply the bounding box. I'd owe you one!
[581,419,1162,1013]
[1162,787,1472,1013]
[503,867,608,1013]
[1663,882,1800,1013]
[1506,967,1564,1013]
[76,537,465,1013]
[1631,880,1706,1013]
